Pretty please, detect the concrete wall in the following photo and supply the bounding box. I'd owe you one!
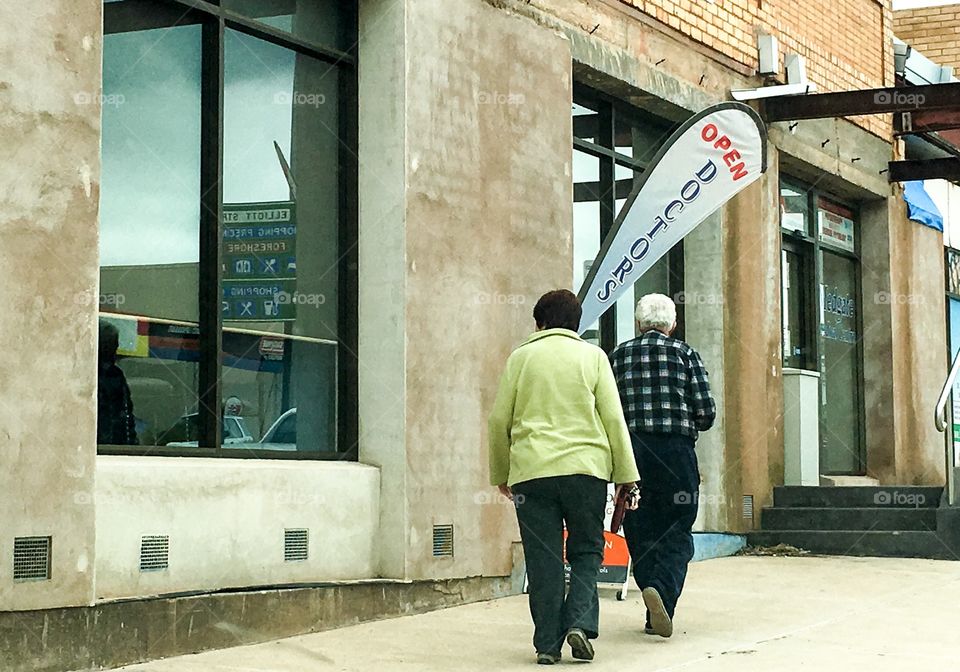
[0,0,101,611]
[95,457,380,600]
[861,197,900,484]
[684,212,729,531]
[402,0,573,580]
[358,0,572,579]
[887,191,948,485]
[357,0,411,579]
[721,154,784,530]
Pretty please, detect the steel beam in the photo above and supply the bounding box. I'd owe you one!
[762,81,960,122]
[896,109,960,135]
[887,158,960,182]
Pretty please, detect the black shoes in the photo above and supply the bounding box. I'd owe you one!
[565,628,595,661]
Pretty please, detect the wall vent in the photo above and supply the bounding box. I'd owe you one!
[139,535,169,572]
[284,528,309,562]
[13,537,51,582]
[432,524,454,558]
[742,495,755,520]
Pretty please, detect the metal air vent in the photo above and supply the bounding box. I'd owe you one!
[13,537,51,582]
[140,535,169,572]
[742,495,755,520]
[284,528,309,562]
[432,524,454,558]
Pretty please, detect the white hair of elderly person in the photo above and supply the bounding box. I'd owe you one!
[635,293,677,334]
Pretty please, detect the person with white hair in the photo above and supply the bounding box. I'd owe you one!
[609,293,716,639]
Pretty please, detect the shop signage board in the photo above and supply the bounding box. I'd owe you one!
[818,208,856,253]
[578,103,768,332]
[222,201,297,321]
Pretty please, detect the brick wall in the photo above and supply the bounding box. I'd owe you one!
[894,4,960,71]
[619,0,893,137]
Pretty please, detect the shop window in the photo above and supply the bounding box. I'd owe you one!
[222,0,351,51]
[780,179,815,370]
[99,21,201,447]
[780,182,809,235]
[98,0,357,458]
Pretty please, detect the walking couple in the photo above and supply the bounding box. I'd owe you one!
[488,289,716,664]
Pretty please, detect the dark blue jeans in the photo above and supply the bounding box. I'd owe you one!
[621,431,699,619]
[513,475,607,655]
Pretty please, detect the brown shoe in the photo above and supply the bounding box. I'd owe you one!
[642,587,673,638]
[566,628,595,661]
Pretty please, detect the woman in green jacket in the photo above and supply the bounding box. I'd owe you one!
[488,289,640,665]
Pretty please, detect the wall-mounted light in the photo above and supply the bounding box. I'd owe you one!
[894,42,912,78]
[785,53,807,86]
[758,33,779,76]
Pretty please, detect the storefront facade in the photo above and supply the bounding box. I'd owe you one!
[0,0,952,667]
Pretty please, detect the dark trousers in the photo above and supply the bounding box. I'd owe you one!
[621,431,699,619]
[513,475,607,655]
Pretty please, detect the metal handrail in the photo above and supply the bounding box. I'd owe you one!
[935,348,960,432]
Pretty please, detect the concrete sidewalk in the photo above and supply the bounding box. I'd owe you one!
[114,555,960,671]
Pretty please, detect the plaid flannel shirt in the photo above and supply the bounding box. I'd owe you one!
[609,330,716,440]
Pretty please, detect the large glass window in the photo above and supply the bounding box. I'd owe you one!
[572,87,681,351]
[222,0,350,50]
[100,21,201,447]
[98,0,357,458]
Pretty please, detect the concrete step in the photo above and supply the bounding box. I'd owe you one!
[819,475,880,487]
[746,530,956,560]
[760,506,938,532]
[773,486,942,509]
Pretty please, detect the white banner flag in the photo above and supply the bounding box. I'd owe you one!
[578,103,767,332]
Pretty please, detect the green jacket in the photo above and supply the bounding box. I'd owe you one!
[488,328,640,488]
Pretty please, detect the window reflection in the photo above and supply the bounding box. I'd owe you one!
[99,24,201,446]
[219,29,340,453]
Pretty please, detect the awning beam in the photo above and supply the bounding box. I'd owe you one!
[895,109,960,135]
[887,158,960,182]
[761,81,960,122]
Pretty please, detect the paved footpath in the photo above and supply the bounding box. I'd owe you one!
[115,555,960,671]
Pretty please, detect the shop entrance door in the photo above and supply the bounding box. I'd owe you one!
[818,250,864,474]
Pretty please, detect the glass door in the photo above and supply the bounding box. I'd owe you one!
[818,247,864,474]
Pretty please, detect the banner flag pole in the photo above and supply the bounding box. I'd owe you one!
[577,102,768,334]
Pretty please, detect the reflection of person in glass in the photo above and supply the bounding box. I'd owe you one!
[97,320,138,445]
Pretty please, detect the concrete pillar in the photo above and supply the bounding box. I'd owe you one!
[860,197,898,483]
[887,189,948,485]
[721,145,783,532]
[683,211,728,531]
[0,1,101,610]
[357,0,409,578]
[359,0,572,579]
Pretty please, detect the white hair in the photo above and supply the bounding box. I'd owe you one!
[635,293,677,332]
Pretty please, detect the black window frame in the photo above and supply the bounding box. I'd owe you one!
[573,84,685,351]
[99,0,358,461]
